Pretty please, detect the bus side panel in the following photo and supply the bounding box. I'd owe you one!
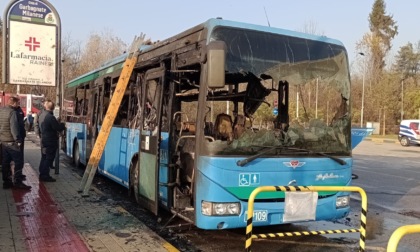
[98,127,139,187]
[158,132,170,207]
[65,122,86,164]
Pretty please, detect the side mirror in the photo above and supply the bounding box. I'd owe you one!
[206,41,226,89]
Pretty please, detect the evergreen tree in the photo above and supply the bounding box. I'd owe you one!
[368,0,398,73]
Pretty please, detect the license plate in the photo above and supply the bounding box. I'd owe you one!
[244,210,268,222]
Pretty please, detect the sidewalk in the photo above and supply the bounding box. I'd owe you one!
[0,135,179,252]
[364,137,400,144]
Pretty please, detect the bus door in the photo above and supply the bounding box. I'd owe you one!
[86,86,99,158]
[138,66,165,214]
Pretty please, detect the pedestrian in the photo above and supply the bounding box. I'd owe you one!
[34,100,47,138]
[38,100,65,182]
[14,98,26,152]
[11,95,28,182]
[0,96,31,190]
[35,99,55,171]
[26,111,34,132]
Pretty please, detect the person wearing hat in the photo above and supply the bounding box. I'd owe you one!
[0,96,31,190]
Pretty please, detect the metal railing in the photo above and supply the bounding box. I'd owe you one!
[387,224,420,252]
[245,186,368,252]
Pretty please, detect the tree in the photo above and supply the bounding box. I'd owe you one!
[357,0,398,83]
[77,29,127,75]
[393,42,420,86]
[354,0,399,129]
[369,0,398,71]
[297,20,325,36]
[61,33,83,84]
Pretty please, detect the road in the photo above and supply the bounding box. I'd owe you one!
[57,137,420,252]
[350,140,420,251]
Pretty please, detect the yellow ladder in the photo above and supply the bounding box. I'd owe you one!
[78,35,145,196]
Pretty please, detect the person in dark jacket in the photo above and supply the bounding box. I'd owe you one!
[34,99,50,138]
[13,99,27,182]
[38,100,65,182]
[0,96,31,190]
[26,111,34,132]
[35,99,56,171]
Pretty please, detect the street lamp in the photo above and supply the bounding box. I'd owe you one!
[359,52,365,127]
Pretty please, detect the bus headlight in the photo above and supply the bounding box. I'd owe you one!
[201,201,241,216]
[336,196,350,208]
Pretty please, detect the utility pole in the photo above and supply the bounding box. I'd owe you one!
[358,52,365,127]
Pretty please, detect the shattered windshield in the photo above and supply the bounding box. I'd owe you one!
[202,27,351,156]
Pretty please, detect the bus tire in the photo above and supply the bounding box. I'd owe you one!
[73,140,81,167]
[400,136,410,147]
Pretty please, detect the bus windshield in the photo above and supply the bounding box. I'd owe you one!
[203,27,351,156]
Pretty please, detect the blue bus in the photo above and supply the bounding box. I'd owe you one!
[62,18,352,230]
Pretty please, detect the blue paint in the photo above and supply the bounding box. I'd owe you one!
[351,128,374,149]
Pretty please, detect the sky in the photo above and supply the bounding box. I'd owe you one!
[1,0,419,67]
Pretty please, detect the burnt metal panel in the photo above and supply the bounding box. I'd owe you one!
[137,26,208,67]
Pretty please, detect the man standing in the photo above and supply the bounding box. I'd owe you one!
[34,99,49,138]
[26,111,34,132]
[14,99,26,150]
[13,97,27,182]
[0,96,31,190]
[39,100,65,182]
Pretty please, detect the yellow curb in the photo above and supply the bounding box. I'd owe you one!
[163,242,180,252]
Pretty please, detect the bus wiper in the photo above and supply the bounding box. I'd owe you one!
[286,147,347,166]
[236,146,347,167]
[236,145,285,167]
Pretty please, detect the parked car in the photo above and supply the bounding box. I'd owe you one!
[398,120,420,146]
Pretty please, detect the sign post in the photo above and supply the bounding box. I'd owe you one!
[2,0,61,87]
[2,0,61,172]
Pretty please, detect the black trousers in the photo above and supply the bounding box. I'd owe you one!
[39,144,56,179]
[1,142,24,183]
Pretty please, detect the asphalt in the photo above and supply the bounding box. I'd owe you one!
[364,137,400,144]
[0,133,179,252]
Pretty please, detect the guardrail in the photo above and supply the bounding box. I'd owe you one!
[245,186,368,252]
[387,224,420,252]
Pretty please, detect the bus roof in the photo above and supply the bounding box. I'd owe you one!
[203,18,344,47]
[66,18,345,89]
[65,44,152,88]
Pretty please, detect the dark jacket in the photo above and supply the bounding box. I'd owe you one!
[15,106,26,139]
[35,109,47,138]
[27,113,34,124]
[0,106,20,143]
[40,110,65,147]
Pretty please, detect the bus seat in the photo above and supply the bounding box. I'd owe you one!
[214,113,233,141]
